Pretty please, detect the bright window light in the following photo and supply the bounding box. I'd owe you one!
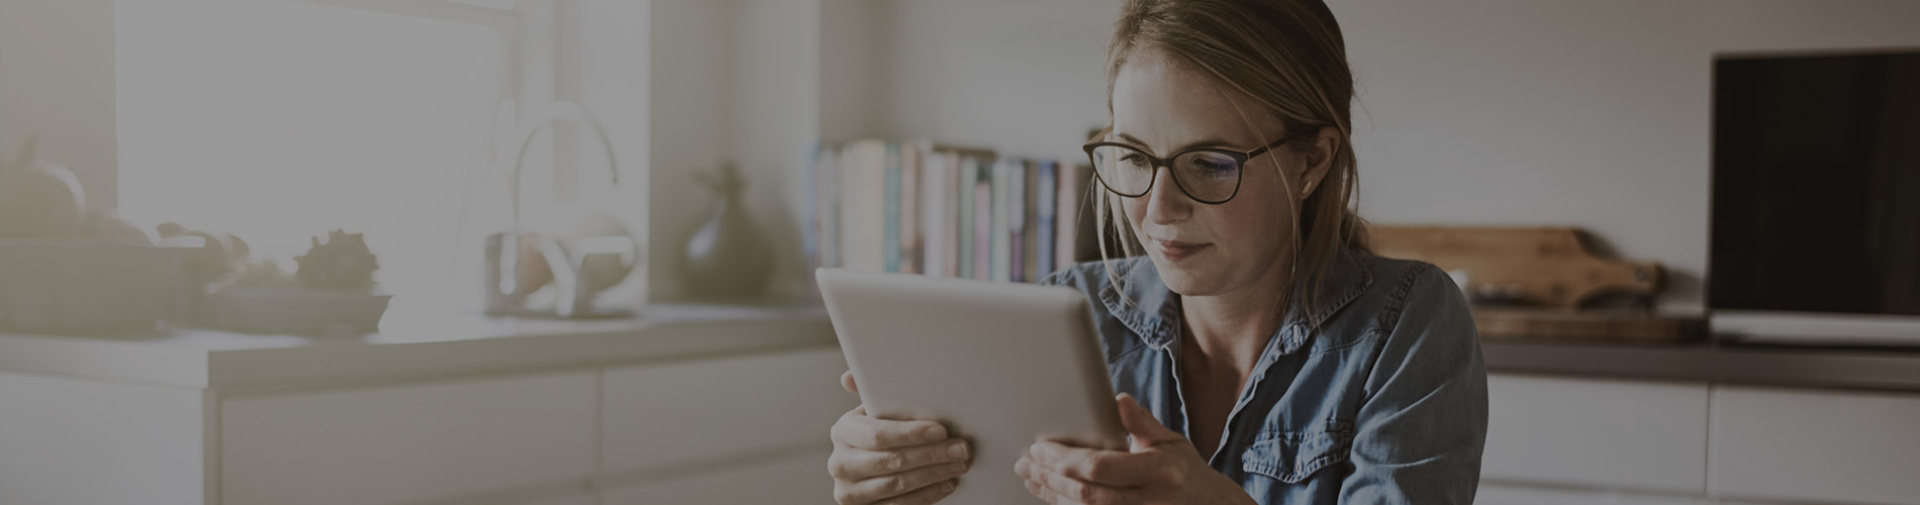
[116,0,505,304]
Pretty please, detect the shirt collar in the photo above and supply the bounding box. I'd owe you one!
[1097,248,1374,352]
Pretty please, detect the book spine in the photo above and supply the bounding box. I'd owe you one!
[900,142,921,275]
[1022,159,1040,283]
[974,161,993,281]
[1009,159,1026,283]
[944,152,962,277]
[819,146,839,269]
[920,147,946,278]
[802,142,819,272]
[1037,159,1056,279]
[846,140,888,272]
[883,142,901,273]
[838,142,857,270]
[990,160,1010,282]
[958,157,976,279]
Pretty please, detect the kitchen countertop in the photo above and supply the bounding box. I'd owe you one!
[1482,339,1920,392]
[0,303,836,394]
[8,303,1919,394]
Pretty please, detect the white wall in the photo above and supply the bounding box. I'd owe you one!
[569,0,651,305]
[0,0,118,211]
[727,0,821,300]
[649,0,735,300]
[875,0,1116,159]
[649,0,824,300]
[818,0,881,142]
[864,0,1920,311]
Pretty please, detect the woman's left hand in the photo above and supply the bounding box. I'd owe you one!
[1014,394,1256,505]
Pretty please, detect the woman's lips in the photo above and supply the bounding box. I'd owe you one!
[1153,239,1211,260]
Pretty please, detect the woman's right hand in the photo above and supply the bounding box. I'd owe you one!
[829,371,973,505]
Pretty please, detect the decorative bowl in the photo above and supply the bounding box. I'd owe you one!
[211,287,391,336]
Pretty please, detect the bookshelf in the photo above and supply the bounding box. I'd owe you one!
[805,139,1105,284]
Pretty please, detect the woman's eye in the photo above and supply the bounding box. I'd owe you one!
[1191,159,1237,175]
[1119,153,1150,165]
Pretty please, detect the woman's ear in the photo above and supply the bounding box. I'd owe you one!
[1297,125,1340,195]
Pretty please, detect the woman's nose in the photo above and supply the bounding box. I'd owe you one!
[1143,165,1191,225]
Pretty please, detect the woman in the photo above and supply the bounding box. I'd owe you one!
[827,1,1487,504]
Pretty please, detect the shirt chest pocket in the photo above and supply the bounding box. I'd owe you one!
[1240,427,1353,483]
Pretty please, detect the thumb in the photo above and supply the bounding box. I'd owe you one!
[1116,393,1182,450]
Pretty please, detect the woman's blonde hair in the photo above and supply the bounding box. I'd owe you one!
[1095,0,1370,323]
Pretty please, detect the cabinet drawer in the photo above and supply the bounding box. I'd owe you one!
[601,348,856,474]
[222,372,596,505]
[1476,482,1718,505]
[601,449,835,505]
[1483,374,1709,493]
[1709,386,1920,505]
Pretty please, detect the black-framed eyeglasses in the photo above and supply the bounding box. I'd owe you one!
[1082,135,1296,205]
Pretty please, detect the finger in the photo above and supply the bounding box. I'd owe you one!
[832,411,949,450]
[1031,480,1075,505]
[830,407,859,446]
[873,479,956,505]
[842,370,859,394]
[1040,469,1121,505]
[1025,478,1058,504]
[1116,393,1184,448]
[1029,440,1157,486]
[1023,464,1104,505]
[839,460,970,505]
[830,439,970,480]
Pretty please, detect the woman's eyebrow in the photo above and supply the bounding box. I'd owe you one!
[1114,132,1237,153]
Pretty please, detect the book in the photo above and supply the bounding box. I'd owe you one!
[1022,159,1041,283]
[812,143,839,271]
[900,142,921,275]
[920,144,948,278]
[840,140,888,272]
[943,151,962,277]
[975,159,994,281]
[883,142,902,273]
[989,159,1010,282]
[958,157,976,279]
[1008,159,1026,283]
[1036,159,1057,279]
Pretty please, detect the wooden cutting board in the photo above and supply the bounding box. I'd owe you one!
[1471,307,1704,342]
[1370,226,1700,342]
[1370,226,1662,308]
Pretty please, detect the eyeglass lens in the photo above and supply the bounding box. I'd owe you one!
[1089,144,1241,203]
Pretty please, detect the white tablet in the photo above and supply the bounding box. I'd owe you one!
[816,268,1127,505]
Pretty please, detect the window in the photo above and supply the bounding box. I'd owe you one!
[116,0,518,308]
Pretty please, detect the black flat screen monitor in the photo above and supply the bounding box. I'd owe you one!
[1711,50,1920,321]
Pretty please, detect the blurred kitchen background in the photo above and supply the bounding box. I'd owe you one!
[1,1,1917,504]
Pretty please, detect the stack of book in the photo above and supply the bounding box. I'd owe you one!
[805,139,1101,283]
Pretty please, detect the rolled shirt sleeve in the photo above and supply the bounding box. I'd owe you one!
[1339,266,1489,505]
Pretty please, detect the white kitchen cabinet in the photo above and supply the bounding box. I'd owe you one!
[0,307,843,505]
[221,372,599,505]
[600,450,837,505]
[0,372,208,505]
[1483,374,1711,494]
[1708,385,1920,505]
[601,348,856,475]
[1475,482,1719,505]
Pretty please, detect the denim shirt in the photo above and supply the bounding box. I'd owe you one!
[1039,248,1488,505]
